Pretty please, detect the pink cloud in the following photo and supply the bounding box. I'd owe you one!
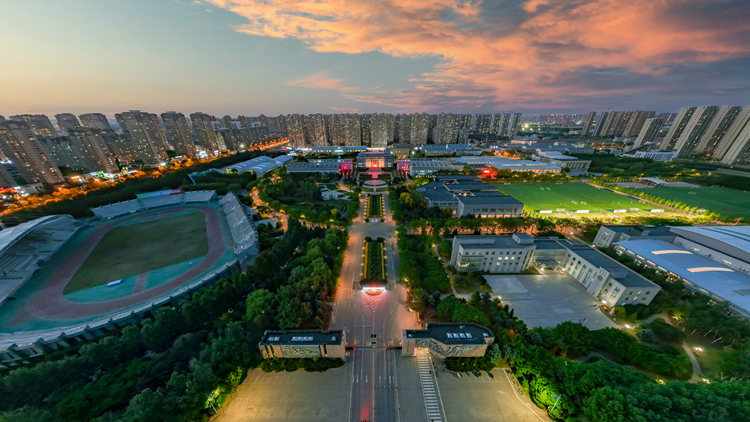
[208,0,750,111]
[328,106,362,113]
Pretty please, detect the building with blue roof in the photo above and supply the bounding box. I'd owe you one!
[614,238,750,318]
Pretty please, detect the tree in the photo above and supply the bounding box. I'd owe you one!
[245,289,275,329]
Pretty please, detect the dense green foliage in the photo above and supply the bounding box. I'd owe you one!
[597,182,726,219]
[396,230,451,292]
[592,328,692,378]
[259,358,344,372]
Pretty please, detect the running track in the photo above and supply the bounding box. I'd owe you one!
[9,205,226,325]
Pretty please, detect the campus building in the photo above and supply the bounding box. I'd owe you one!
[449,234,661,306]
[416,176,524,217]
[593,225,674,248]
[402,156,562,177]
[356,151,394,169]
[286,158,354,174]
[402,323,495,359]
[420,143,482,156]
[530,151,591,171]
[258,330,346,359]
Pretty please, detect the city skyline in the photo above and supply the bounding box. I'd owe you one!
[1,0,748,118]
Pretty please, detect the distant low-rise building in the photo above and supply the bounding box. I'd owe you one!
[593,224,674,248]
[258,330,346,359]
[421,143,482,156]
[402,323,495,358]
[417,177,523,217]
[531,151,591,171]
[286,158,353,174]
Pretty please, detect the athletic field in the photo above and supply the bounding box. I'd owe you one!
[64,212,209,294]
[648,186,750,217]
[494,183,654,216]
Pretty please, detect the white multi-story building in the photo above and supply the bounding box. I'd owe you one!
[449,234,661,306]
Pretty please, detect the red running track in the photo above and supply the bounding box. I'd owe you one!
[9,205,226,325]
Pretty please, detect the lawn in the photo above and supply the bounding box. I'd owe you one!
[64,212,208,294]
[647,186,750,217]
[494,183,653,215]
[367,195,383,217]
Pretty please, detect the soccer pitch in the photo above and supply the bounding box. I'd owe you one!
[648,186,750,217]
[493,183,651,216]
[64,212,209,294]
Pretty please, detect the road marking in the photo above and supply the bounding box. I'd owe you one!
[502,370,548,421]
[417,356,445,422]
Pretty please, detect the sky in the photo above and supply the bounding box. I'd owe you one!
[0,0,748,118]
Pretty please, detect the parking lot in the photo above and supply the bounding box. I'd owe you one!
[216,366,351,422]
[483,273,616,330]
[436,367,551,422]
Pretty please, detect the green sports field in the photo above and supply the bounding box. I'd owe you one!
[648,186,750,217]
[64,212,209,294]
[494,183,654,216]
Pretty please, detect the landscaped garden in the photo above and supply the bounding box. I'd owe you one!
[366,194,383,217]
[363,239,385,281]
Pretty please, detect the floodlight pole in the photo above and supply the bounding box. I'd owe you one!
[549,393,562,414]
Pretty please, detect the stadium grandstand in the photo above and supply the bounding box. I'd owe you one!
[0,215,84,306]
[219,192,258,259]
[91,189,217,219]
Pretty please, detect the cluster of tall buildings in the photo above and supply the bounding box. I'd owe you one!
[281,112,523,148]
[656,106,750,164]
[583,110,657,138]
[0,111,270,188]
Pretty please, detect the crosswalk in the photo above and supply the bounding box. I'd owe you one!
[418,356,445,422]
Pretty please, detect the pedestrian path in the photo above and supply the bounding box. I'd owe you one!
[418,356,445,422]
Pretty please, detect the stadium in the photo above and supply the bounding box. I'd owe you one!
[0,189,256,367]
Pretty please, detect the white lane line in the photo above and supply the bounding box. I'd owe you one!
[502,370,547,422]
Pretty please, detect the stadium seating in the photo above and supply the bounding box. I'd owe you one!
[0,215,81,305]
[92,191,218,219]
[219,193,258,257]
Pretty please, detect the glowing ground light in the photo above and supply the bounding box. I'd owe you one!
[364,286,385,295]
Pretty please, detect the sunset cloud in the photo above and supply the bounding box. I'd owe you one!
[173,1,750,110]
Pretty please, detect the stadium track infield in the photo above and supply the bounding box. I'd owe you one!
[494,182,650,215]
[6,205,227,326]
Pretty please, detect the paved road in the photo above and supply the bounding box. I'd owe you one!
[330,191,422,421]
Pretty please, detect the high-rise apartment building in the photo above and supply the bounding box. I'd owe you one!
[285,114,305,147]
[716,106,750,164]
[395,114,411,143]
[9,114,58,137]
[342,114,361,146]
[409,113,430,144]
[581,112,596,136]
[37,136,88,171]
[54,113,82,135]
[370,114,394,148]
[0,116,5,122]
[161,112,195,157]
[0,121,64,184]
[693,106,743,154]
[660,106,697,149]
[622,111,655,137]
[79,113,112,130]
[66,128,120,173]
[674,106,721,158]
[302,114,328,146]
[434,113,459,143]
[632,118,664,148]
[115,110,170,165]
[491,114,511,137]
[506,113,522,138]
[190,112,223,152]
[96,129,135,164]
[472,114,492,137]
[360,114,372,147]
[591,112,609,137]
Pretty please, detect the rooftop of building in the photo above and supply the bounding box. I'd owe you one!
[615,239,750,314]
[566,244,658,288]
[458,195,522,205]
[422,189,457,203]
[669,226,750,254]
[259,330,345,346]
[357,151,394,158]
[404,322,494,345]
[603,224,674,236]
[454,235,536,249]
[434,175,481,182]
